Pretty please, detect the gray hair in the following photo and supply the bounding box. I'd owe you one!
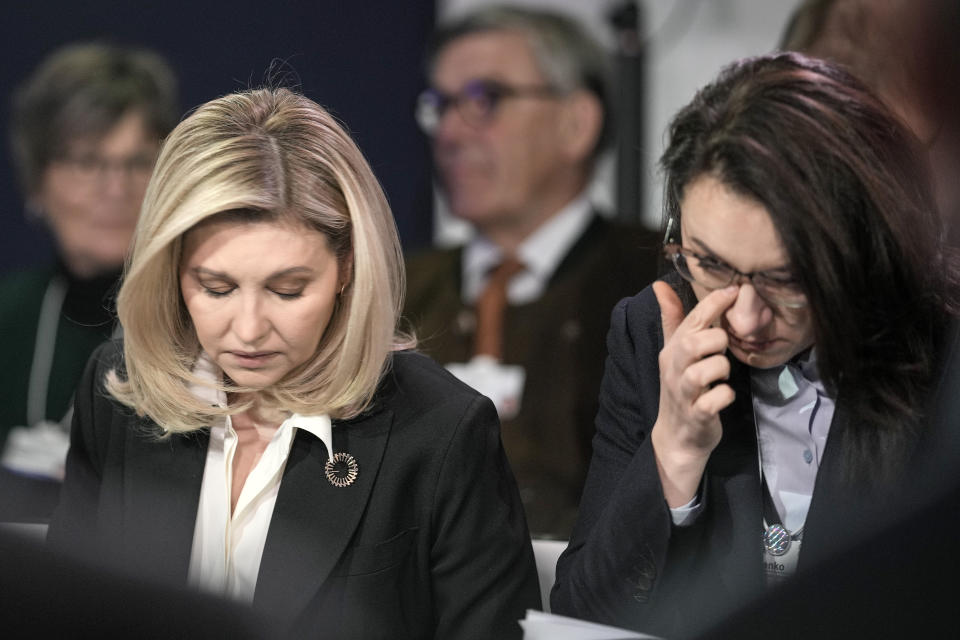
[429,5,612,154]
[10,42,179,196]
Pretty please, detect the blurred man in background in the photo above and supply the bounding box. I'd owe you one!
[405,6,659,539]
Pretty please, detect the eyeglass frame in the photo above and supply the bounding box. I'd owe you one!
[415,78,564,134]
[661,217,809,309]
[51,150,157,184]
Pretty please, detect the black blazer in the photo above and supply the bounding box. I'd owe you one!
[696,324,960,638]
[550,280,882,638]
[49,341,541,639]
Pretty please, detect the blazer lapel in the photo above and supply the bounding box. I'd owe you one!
[710,361,763,596]
[799,396,855,568]
[253,407,394,619]
[121,427,208,584]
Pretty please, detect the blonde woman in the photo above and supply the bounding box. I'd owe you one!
[48,87,540,638]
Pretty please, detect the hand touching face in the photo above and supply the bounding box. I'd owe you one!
[650,282,739,507]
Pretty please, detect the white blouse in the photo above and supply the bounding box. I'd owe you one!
[185,355,332,603]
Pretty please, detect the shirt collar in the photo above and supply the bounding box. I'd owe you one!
[794,347,821,385]
[462,192,593,302]
[284,413,334,458]
[188,352,227,408]
[751,347,825,404]
[187,353,333,455]
[515,192,593,281]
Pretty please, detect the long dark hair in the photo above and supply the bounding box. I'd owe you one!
[661,52,958,485]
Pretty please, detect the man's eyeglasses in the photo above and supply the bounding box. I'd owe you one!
[663,244,808,309]
[415,79,562,134]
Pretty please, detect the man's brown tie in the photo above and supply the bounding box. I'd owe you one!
[473,257,524,360]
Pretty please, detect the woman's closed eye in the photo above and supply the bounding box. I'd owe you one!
[695,255,731,275]
[755,271,799,288]
[200,285,305,300]
[270,288,304,300]
[266,275,310,300]
[200,282,235,297]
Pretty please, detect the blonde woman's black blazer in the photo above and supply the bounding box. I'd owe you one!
[49,341,540,639]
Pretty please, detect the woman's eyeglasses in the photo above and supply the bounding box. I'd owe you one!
[663,244,808,309]
[53,151,157,186]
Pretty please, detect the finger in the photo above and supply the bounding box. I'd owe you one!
[674,327,729,364]
[653,281,685,343]
[682,285,739,332]
[679,354,731,397]
[692,383,736,419]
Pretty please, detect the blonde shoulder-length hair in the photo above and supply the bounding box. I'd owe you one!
[108,87,412,434]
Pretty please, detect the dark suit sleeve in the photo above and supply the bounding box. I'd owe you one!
[47,341,116,557]
[429,393,541,639]
[551,287,687,631]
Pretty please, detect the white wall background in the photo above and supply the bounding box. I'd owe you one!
[432,0,801,243]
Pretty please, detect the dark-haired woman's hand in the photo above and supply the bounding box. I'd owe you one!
[650,281,738,507]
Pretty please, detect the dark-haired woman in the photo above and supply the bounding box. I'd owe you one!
[551,52,958,637]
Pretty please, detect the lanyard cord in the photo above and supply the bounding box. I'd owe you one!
[760,474,805,537]
[758,448,804,537]
[751,376,806,538]
[26,276,67,427]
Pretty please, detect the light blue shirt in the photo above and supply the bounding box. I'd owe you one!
[751,348,834,531]
[670,349,835,529]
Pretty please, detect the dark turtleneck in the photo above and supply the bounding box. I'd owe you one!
[0,257,122,445]
[55,255,122,329]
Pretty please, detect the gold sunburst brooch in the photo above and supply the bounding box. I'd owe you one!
[324,452,359,488]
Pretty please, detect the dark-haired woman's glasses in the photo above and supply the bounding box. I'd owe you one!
[663,244,808,309]
[415,79,561,134]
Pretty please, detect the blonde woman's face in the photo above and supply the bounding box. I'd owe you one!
[180,218,342,390]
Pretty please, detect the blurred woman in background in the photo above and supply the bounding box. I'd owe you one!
[1,43,178,492]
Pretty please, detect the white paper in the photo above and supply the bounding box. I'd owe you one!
[446,355,525,420]
[519,610,660,640]
[1,420,70,479]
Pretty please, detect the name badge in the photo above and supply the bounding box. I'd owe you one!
[1,420,71,479]
[446,356,526,420]
[763,531,801,586]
